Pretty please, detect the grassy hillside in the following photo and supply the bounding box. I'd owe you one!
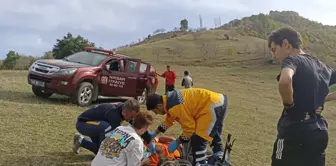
[118,29,271,67]
[221,10,336,66]
[117,10,336,68]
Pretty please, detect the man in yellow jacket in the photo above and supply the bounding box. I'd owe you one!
[146,88,228,165]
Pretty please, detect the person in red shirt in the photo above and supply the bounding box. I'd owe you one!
[157,65,176,94]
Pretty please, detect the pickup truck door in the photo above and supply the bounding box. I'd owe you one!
[137,62,151,95]
[99,59,126,96]
[120,59,140,97]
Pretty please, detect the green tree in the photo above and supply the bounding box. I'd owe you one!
[3,50,20,69]
[52,32,95,59]
[180,19,188,31]
[42,51,54,59]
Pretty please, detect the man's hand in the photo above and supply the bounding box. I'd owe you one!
[140,158,151,166]
[167,139,180,153]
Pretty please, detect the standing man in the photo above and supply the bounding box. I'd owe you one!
[73,98,155,155]
[268,27,333,166]
[157,65,176,94]
[145,88,229,165]
[181,70,193,89]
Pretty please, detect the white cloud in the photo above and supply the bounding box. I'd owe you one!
[0,0,335,59]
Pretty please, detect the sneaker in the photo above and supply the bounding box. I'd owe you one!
[214,151,224,159]
[73,133,83,154]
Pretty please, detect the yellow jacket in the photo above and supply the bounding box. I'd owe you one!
[160,88,225,142]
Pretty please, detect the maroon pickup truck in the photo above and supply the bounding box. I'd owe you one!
[27,47,158,106]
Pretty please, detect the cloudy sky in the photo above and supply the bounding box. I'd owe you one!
[0,0,335,59]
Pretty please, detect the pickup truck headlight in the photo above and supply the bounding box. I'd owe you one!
[28,62,36,71]
[54,68,77,76]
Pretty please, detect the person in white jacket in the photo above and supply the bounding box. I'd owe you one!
[181,71,193,89]
[91,111,154,166]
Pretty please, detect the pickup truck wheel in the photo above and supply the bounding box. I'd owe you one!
[137,88,147,104]
[32,86,53,98]
[73,82,94,107]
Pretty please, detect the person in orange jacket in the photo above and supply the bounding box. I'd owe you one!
[145,88,229,165]
[143,136,181,166]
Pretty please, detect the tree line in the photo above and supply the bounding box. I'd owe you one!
[0,19,193,70]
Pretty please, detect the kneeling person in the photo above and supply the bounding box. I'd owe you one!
[73,98,141,155]
[146,88,229,165]
[91,111,154,166]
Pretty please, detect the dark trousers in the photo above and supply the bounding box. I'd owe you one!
[76,120,113,154]
[165,84,175,94]
[271,116,329,166]
[191,95,228,165]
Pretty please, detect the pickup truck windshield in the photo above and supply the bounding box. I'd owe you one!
[64,51,108,66]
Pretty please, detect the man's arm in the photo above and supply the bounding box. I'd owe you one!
[172,71,177,79]
[181,78,185,87]
[155,113,175,134]
[325,68,336,102]
[279,68,295,104]
[177,116,195,143]
[329,68,336,86]
[159,72,166,78]
[278,57,297,105]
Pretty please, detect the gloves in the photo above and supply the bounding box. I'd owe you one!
[149,141,156,154]
[149,132,157,139]
[167,140,179,153]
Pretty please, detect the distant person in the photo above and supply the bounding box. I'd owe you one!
[146,88,229,165]
[157,65,176,94]
[181,71,193,89]
[268,27,333,166]
[91,111,154,166]
[73,99,155,155]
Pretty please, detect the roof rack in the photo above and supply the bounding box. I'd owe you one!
[85,47,116,55]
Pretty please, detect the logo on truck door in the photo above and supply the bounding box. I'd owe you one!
[101,76,108,84]
[108,76,126,88]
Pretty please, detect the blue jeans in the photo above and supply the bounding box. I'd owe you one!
[76,120,112,154]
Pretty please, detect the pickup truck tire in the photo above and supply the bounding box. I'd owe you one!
[137,88,147,104]
[137,84,152,104]
[72,82,94,107]
[32,86,53,98]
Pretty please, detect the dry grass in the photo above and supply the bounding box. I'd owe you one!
[0,64,335,166]
[1,29,336,166]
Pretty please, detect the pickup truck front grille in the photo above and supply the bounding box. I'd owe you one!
[31,62,60,75]
[29,74,52,83]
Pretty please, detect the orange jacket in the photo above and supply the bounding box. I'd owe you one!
[144,137,181,166]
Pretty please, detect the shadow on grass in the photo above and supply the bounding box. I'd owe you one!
[0,89,126,106]
[2,152,93,166]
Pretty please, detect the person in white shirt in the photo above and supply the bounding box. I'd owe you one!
[91,111,153,166]
[181,71,193,89]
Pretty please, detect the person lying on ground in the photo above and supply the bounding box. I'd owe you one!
[146,88,229,165]
[91,111,154,166]
[143,136,182,166]
[73,98,155,155]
